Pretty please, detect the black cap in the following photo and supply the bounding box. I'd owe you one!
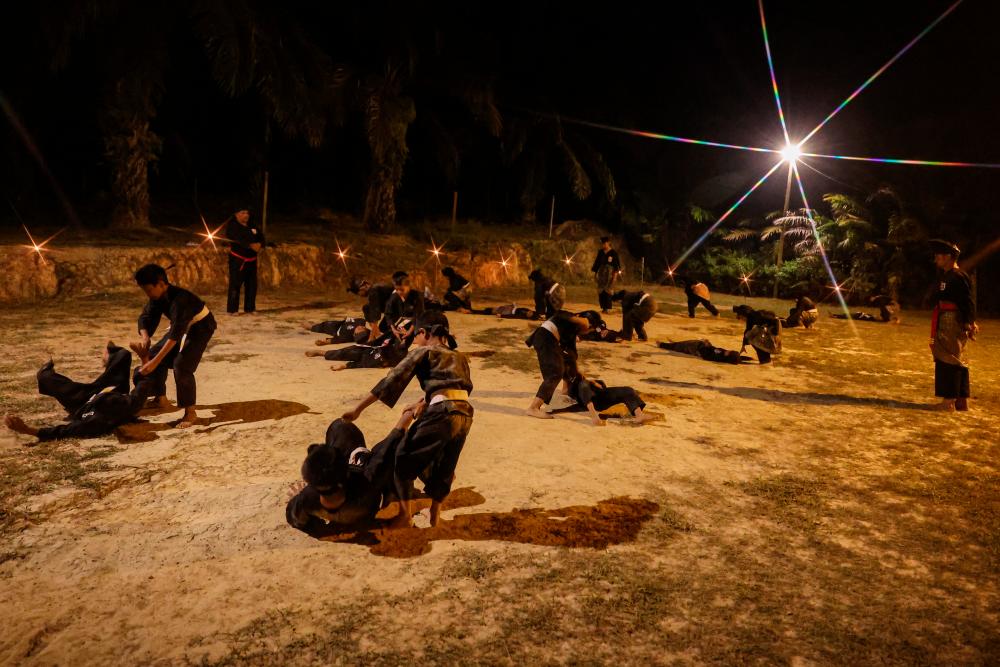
[600,236,610,243]
[929,239,960,257]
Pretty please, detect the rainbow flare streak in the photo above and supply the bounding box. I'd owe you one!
[672,159,786,270]
[758,0,790,145]
[802,151,1000,169]
[564,117,778,155]
[800,0,964,145]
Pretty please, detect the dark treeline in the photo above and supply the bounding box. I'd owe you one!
[2,1,999,309]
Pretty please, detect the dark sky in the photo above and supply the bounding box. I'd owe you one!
[1,0,998,228]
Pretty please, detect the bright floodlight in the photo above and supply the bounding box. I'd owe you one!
[781,143,802,163]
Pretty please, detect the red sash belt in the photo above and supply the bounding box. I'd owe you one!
[931,301,958,338]
[230,250,257,270]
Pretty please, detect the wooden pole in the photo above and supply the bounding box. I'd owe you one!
[548,195,555,238]
[451,191,458,231]
[640,257,645,289]
[261,170,270,237]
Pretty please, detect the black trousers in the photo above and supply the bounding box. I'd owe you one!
[598,290,613,312]
[530,328,564,403]
[622,301,656,341]
[687,294,719,317]
[935,361,970,399]
[593,387,646,415]
[146,315,216,407]
[227,255,258,313]
[394,401,474,502]
[285,484,380,535]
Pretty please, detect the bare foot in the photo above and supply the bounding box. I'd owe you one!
[314,338,333,346]
[175,409,198,428]
[305,350,324,357]
[591,417,606,427]
[429,500,443,527]
[147,396,172,409]
[930,400,956,412]
[525,408,554,420]
[633,410,655,425]
[5,414,38,436]
[300,323,313,331]
[329,363,347,372]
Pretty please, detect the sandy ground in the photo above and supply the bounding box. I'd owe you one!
[1,284,998,665]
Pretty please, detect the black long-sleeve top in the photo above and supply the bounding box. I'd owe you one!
[591,249,621,273]
[226,219,265,257]
[370,345,473,407]
[137,285,208,342]
[619,291,650,313]
[741,308,781,336]
[935,268,976,325]
[384,290,425,326]
[532,274,558,316]
[363,284,395,324]
[446,272,470,292]
[36,379,151,442]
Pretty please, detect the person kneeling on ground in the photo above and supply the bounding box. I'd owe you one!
[528,268,566,319]
[4,343,154,443]
[658,339,749,364]
[341,312,474,529]
[524,313,591,419]
[734,305,782,364]
[286,407,421,536]
[576,310,623,343]
[782,295,819,329]
[612,289,657,341]
[441,266,473,313]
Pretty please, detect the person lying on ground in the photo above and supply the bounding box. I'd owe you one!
[305,334,410,371]
[657,339,749,364]
[285,406,421,536]
[576,310,623,343]
[4,343,154,443]
[830,295,901,323]
[552,371,655,426]
[303,317,371,346]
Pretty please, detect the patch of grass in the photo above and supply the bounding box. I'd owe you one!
[470,326,537,374]
[445,548,502,581]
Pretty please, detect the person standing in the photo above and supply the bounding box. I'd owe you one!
[929,239,978,411]
[591,236,621,314]
[226,209,264,315]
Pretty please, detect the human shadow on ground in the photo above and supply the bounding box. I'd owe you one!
[310,488,658,558]
[116,399,315,443]
[644,378,931,411]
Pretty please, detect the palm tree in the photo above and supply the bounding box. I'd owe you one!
[46,0,336,229]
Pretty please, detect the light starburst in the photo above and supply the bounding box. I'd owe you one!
[20,224,65,265]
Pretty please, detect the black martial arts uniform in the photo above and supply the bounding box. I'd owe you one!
[362,284,396,328]
[443,270,473,311]
[530,271,566,319]
[932,268,976,399]
[369,344,475,503]
[310,317,370,344]
[138,284,217,408]
[381,290,425,335]
[783,296,818,328]
[286,419,399,535]
[561,376,646,416]
[658,339,743,364]
[832,296,899,322]
[226,218,265,313]
[526,314,581,404]
[737,307,781,364]
[592,247,621,311]
[677,276,719,317]
[576,310,621,343]
[615,290,657,341]
[488,304,537,319]
[323,338,409,369]
[34,348,154,441]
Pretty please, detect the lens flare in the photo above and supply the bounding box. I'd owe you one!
[20,225,65,265]
[759,0,790,145]
[801,151,1000,169]
[800,0,964,145]
[562,116,777,155]
[781,143,802,163]
[196,215,229,249]
[672,159,785,269]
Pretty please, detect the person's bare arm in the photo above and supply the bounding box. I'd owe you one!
[139,338,177,375]
[342,393,380,422]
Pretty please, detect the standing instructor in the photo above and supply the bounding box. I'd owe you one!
[591,236,621,314]
[226,208,264,315]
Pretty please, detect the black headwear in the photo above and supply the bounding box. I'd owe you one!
[347,276,369,294]
[528,268,544,282]
[301,419,367,491]
[441,266,455,277]
[392,271,409,285]
[928,239,961,257]
[600,236,610,244]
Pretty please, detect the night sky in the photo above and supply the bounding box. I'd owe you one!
[2,0,998,232]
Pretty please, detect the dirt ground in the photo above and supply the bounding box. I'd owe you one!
[1,283,997,665]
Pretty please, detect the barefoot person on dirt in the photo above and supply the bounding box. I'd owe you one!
[341,312,473,529]
[303,317,371,346]
[555,371,654,426]
[929,239,978,412]
[4,343,154,443]
[591,236,621,314]
[612,289,657,342]
[347,277,396,343]
[132,264,217,428]
[525,313,592,419]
